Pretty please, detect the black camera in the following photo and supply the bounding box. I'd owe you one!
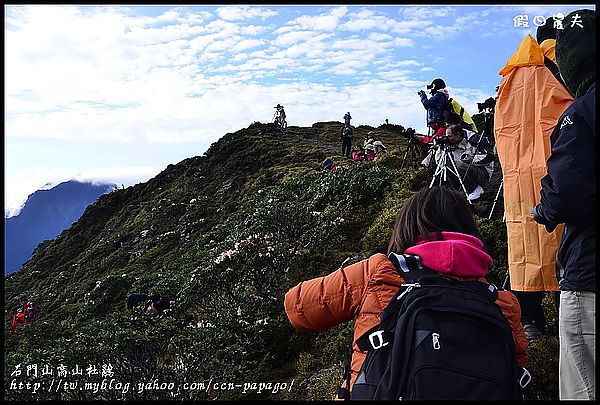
[402,127,416,139]
[477,97,496,112]
[434,135,451,145]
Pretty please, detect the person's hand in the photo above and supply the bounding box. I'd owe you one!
[530,204,557,233]
[418,90,425,96]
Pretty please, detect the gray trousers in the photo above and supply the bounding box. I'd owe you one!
[559,290,595,400]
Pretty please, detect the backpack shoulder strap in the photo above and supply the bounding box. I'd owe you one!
[388,252,500,303]
[458,280,500,303]
[387,252,438,282]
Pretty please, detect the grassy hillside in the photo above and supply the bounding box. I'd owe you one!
[4,121,558,400]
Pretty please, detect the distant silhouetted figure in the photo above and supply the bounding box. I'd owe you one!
[340,125,353,158]
[274,104,287,129]
[344,111,352,126]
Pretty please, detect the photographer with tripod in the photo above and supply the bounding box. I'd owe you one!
[429,124,494,202]
[412,115,446,169]
[273,104,287,129]
[419,78,449,134]
[399,127,422,169]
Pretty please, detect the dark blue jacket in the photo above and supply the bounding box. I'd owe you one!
[539,84,595,292]
[420,91,447,125]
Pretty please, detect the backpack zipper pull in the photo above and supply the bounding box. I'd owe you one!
[397,283,421,300]
[432,333,441,350]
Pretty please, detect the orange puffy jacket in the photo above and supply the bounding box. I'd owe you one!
[285,232,528,395]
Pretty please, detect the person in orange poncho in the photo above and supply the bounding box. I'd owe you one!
[494,19,573,341]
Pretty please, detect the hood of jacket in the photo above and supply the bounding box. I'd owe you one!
[437,88,450,99]
[556,9,595,99]
[404,231,492,277]
[539,38,556,63]
[498,34,544,76]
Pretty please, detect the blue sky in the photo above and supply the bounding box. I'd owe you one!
[4,4,595,216]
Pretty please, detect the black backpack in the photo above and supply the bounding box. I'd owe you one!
[346,252,531,401]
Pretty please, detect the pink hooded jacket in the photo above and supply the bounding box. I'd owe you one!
[285,232,528,395]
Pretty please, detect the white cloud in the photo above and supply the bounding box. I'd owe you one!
[401,6,456,19]
[215,6,278,21]
[388,19,426,35]
[231,39,264,51]
[4,165,162,217]
[73,166,161,187]
[156,9,181,22]
[204,38,239,52]
[339,17,380,31]
[395,59,422,67]
[274,30,319,47]
[179,10,213,25]
[391,37,415,47]
[368,32,393,41]
[328,59,368,75]
[284,6,348,31]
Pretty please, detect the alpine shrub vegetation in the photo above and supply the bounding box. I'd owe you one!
[4,122,558,400]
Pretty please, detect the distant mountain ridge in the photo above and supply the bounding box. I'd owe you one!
[4,180,117,275]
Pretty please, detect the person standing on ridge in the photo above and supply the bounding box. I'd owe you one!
[340,125,353,158]
[274,104,287,129]
[419,78,449,132]
[344,111,352,126]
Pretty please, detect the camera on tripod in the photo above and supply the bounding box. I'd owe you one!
[477,97,496,112]
[434,135,451,145]
[402,127,416,139]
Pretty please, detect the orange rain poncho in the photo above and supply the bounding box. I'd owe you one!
[495,35,573,292]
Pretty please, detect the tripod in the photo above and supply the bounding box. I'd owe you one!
[481,108,495,148]
[460,131,487,184]
[429,143,473,204]
[488,178,505,220]
[400,135,422,169]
